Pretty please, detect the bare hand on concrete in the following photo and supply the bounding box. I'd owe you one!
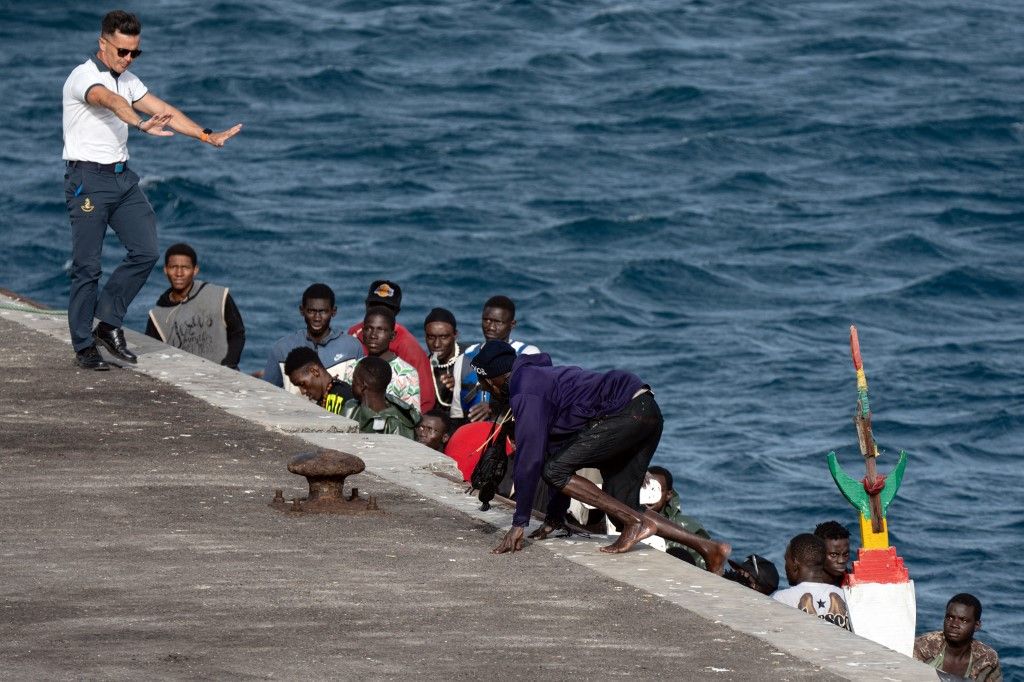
[492,526,525,553]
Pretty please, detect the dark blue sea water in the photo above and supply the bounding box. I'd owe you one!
[2,0,1022,673]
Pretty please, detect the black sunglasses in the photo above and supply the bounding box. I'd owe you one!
[104,38,142,59]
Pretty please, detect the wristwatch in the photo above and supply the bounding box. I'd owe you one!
[200,128,213,143]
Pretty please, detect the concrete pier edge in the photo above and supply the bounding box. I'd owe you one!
[0,292,934,680]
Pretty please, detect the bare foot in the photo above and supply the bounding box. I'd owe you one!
[599,514,657,554]
[705,541,732,574]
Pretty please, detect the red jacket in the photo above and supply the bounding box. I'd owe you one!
[347,321,435,413]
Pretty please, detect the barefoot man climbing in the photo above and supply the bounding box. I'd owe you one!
[471,341,730,569]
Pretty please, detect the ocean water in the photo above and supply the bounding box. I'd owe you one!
[1,0,1022,673]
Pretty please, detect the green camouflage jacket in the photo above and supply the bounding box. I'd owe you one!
[914,631,1002,681]
[659,491,711,569]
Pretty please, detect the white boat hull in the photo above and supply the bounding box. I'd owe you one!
[844,580,916,656]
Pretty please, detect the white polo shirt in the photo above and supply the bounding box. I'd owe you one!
[62,57,148,163]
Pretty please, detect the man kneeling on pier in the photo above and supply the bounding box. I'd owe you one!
[471,341,730,569]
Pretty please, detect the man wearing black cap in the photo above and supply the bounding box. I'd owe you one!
[471,340,730,569]
[423,307,462,412]
[347,280,434,414]
[724,554,780,595]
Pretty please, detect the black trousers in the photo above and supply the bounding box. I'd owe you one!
[542,391,663,520]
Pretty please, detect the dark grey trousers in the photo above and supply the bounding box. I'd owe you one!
[64,164,158,352]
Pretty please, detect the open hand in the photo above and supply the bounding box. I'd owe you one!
[207,123,243,147]
[492,526,525,554]
[140,113,174,137]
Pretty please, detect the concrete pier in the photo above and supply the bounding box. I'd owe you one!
[0,293,936,680]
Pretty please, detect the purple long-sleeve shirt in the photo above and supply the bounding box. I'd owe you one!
[508,353,644,527]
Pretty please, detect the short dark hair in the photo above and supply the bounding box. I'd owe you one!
[424,407,451,429]
[102,10,141,36]
[301,283,335,308]
[355,356,391,391]
[483,295,515,317]
[948,593,982,621]
[364,305,396,330]
[814,521,850,541]
[164,242,197,267]
[283,347,323,376]
[647,465,674,493]
[424,307,457,330]
[787,533,826,567]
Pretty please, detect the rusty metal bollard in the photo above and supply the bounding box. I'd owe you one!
[269,449,383,515]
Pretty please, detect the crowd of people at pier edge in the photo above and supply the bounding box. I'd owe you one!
[137,267,1010,679]
[61,10,1002,678]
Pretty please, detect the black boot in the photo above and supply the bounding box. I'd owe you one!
[93,324,137,364]
[75,345,110,371]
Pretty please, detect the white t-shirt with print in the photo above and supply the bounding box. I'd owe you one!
[773,581,853,632]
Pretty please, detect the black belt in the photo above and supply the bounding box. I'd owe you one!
[67,160,128,174]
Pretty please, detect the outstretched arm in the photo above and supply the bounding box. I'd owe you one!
[134,92,242,146]
[85,85,173,136]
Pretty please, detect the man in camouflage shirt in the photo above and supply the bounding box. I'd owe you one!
[914,593,1002,681]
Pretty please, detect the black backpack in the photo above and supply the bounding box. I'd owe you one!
[470,414,513,511]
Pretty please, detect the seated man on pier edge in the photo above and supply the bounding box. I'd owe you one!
[262,283,363,390]
[423,307,463,425]
[342,357,420,439]
[415,409,451,451]
[284,346,354,416]
[347,280,434,414]
[451,295,539,429]
[337,306,420,411]
[146,242,244,369]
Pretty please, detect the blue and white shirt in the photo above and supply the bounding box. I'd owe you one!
[449,339,539,418]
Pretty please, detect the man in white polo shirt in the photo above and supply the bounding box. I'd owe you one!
[63,9,242,370]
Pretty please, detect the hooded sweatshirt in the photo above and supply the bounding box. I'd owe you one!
[508,353,644,527]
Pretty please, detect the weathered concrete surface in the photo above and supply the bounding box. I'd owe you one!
[0,301,937,681]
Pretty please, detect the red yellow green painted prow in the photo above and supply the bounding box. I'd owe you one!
[828,325,910,578]
[828,326,908,553]
[827,326,916,655]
